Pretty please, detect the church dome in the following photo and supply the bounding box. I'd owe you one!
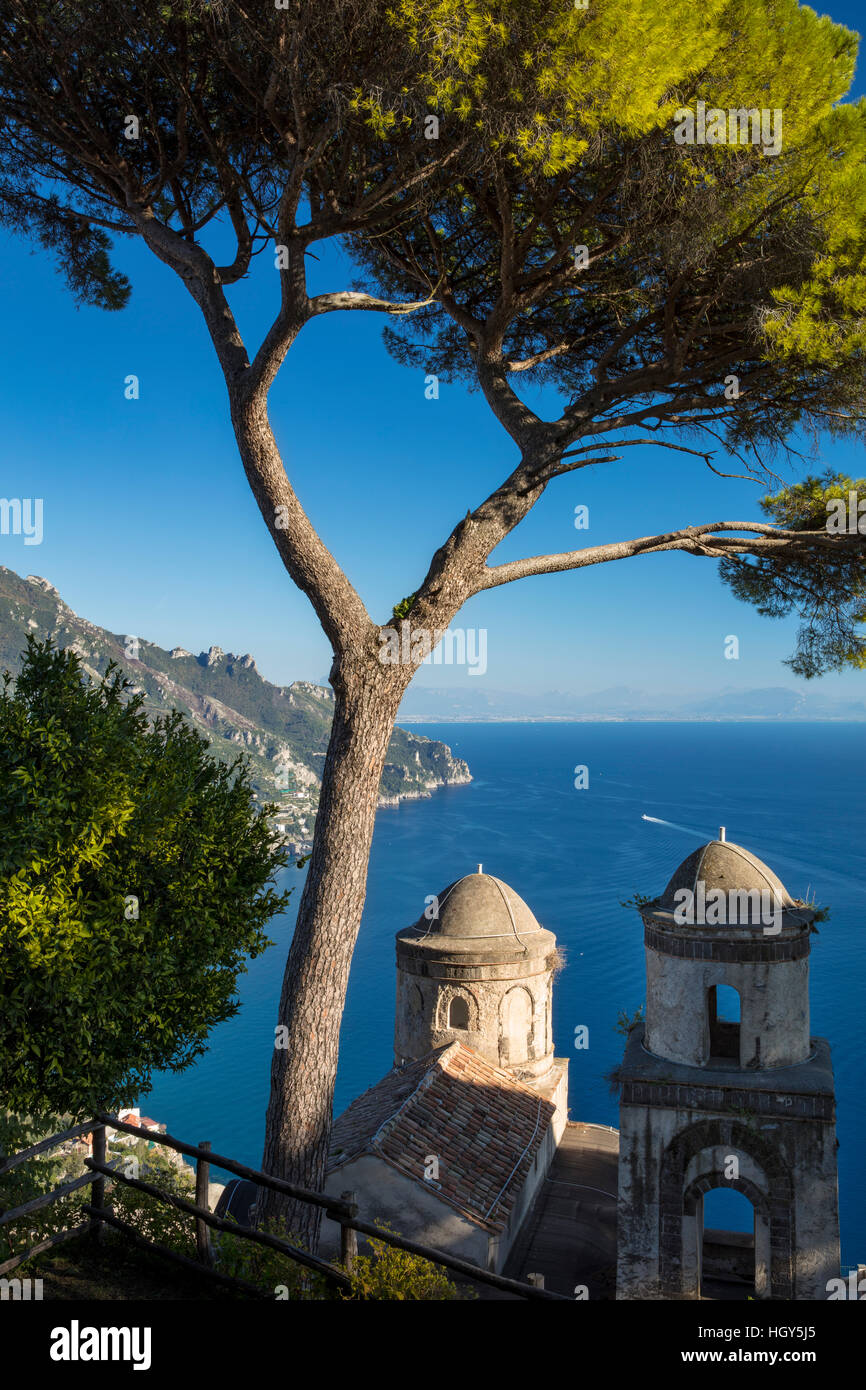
[394,868,559,1077]
[659,838,792,910]
[645,831,811,930]
[405,869,545,942]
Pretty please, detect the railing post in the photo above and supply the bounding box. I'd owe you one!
[340,1190,358,1275]
[195,1141,213,1267]
[89,1124,106,1244]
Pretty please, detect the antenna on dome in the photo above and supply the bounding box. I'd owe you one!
[719,826,726,842]
[477,863,483,874]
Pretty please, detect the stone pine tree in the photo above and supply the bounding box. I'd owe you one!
[2,1,865,1243]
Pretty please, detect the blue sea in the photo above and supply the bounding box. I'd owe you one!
[146,722,866,1264]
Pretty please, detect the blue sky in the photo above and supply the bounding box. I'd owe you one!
[2,3,865,701]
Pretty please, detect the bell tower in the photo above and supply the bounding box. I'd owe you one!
[616,832,840,1300]
[394,867,562,1084]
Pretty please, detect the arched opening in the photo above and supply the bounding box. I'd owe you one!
[699,1187,757,1300]
[500,987,533,1065]
[660,1121,793,1300]
[448,995,470,1030]
[708,984,740,1062]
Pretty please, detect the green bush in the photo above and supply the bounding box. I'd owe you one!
[0,638,290,1118]
[105,1141,198,1257]
[344,1233,468,1301]
[213,1219,333,1301]
[0,1111,87,1264]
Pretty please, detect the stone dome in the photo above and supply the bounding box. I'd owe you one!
[646,832,811,930]
[660,839,792,907]
[405,869,546,942]
[394,868,559,1077]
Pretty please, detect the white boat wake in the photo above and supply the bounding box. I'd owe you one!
[641,814,707,838]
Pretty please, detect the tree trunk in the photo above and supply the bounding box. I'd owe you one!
[258,664,404,1247]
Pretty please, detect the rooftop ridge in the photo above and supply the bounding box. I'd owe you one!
[370,1043,457,1150]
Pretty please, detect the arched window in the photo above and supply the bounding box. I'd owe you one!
[448,995,470,1030]
[501,987,534,1064]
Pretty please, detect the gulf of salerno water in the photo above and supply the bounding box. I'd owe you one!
[146,721,866,1263]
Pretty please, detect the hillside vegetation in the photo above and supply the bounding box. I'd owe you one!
[0,568,471,850]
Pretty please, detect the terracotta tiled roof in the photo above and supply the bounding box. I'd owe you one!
[328,1043,555,1232]
[327,1052,437,1167]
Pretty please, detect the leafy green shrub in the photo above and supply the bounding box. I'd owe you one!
[344,1233,468,1301]
[105,1141,197,1257]
[0,1111,92,1263]
[213,1219,332,1301]
[0,638,291,1118]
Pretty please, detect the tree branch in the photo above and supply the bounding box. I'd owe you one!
[475,524,863,591]
[555,437,716,473]
[308,285,443,317]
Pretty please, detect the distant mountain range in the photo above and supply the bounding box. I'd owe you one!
[0,568,471,852]
[397,683,866,722]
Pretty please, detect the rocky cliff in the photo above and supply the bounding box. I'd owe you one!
[0,568,471,852]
